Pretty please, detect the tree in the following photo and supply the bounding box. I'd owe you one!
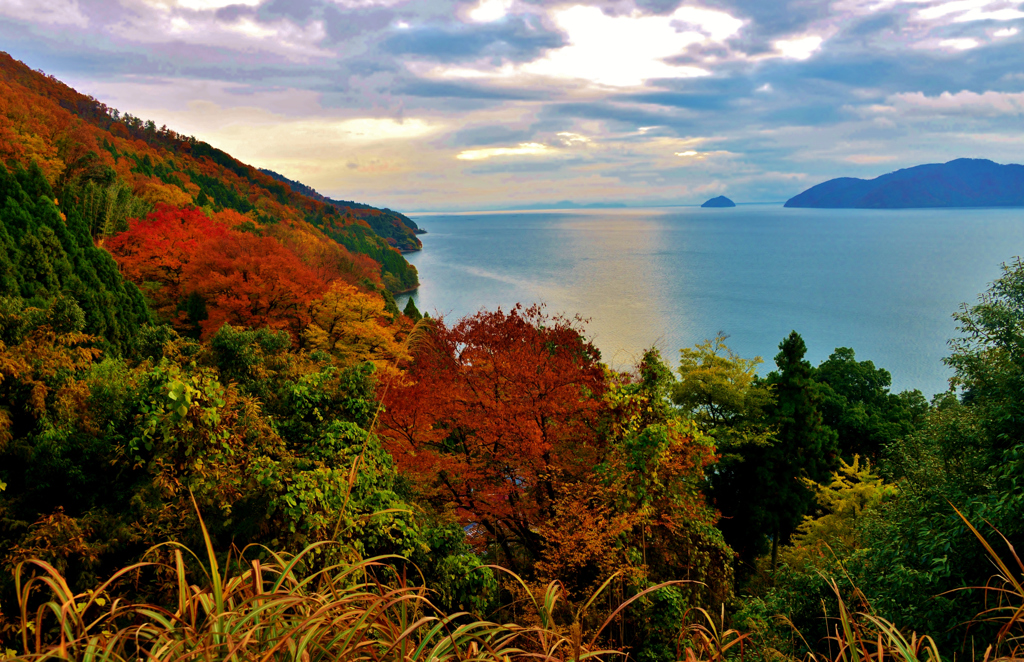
[107,205,328,340]
[303,281,408,374]
[378,304,606,570]
[761,331,838,567]
[671,334,775,566]
[402,297,422,321]
[673,332,775,447]
[852,259,1024,646]
[813,347,927,461]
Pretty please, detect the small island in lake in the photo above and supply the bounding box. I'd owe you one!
[702,195,736,208]
[785,158,1024,209]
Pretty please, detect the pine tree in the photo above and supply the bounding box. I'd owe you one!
[18,231,60,298]
[762,331,838,567]
[402,296,422,321]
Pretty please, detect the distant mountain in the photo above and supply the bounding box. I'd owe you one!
[785,158,1024,209]
[502,200,630,211]
[701,196,736,208]
[259,169,424,252]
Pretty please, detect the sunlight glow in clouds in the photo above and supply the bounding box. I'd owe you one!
[468,0,513,22]
[456,143,550,160]
[336,118,436,141]
[774,35,824,60]
[437,4,742,88]
[558,132,590,145]
[939,37,979,49]
[994,27,1019,37]
[518,6,738,87]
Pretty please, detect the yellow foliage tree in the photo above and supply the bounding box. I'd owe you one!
[303,282,408,375]
[779,456,897,569]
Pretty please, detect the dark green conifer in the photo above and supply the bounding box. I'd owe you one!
[382,289,401,321]
[36,226,73,286]
[3,196,37,237]
[17,161,54,200]
[402,297,423,321]
[35,195,79,258]
[65,207,94,250]
[18,231,60,298]
[761,331,838,567]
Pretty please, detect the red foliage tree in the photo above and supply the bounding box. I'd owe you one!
[105,205,228,319]
[185,230,325,339]
[378,304,606,568]
[107,205,327,340]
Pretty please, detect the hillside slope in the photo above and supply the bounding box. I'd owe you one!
[260,168,424,252]
[785,158,1024,209]
[0,51,418,293]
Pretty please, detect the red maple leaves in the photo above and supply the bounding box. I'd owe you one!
[379,305,606,562]
[107,205,326,339]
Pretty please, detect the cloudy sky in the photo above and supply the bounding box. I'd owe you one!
[1,0,1022,210]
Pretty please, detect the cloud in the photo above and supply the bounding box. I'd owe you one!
[915,0,1024,23]
[6,0,1024,209]
[456,142,551,159]
[386,18,563,63]
[938,37,979,49]
[420,4,743,88]
[843,154,898,164]
[0,0,88,26]
[139,0,263,9]
[773,35,823,60]
[468,0,513,22]
[884,89,1024,115]
[108,10,333,60]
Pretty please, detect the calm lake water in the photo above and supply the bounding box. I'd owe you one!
[397,205,1024,397]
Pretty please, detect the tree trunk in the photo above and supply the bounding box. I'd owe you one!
[771,527,779,571]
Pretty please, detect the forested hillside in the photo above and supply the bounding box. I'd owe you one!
[0,51,418,294]
[259,168,424,253]
[3,52,1024,662]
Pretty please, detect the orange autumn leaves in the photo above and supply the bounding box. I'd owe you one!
[377,305,722,599]
[380,305,607,564]
[107,204,406,370]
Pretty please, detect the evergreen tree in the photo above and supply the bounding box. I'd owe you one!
[673,334,777,567]
[18,231,60,298]
[402,296,422,321]
[16,161,54,200]
[761,331,838,567]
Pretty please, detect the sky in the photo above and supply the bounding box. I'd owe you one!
[1,0,1023,211]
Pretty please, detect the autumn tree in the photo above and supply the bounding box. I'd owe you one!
[303,281,408,373]
[378,304,606,570]
[672,335,777,566]
[107,205,329,340]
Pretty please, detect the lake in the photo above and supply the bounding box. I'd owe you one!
[397,205,1024,397]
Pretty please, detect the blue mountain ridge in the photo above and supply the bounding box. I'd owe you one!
[784,158,1024,209]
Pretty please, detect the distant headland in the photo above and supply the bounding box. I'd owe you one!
[701,196,736,208]
[785,158,1024,209]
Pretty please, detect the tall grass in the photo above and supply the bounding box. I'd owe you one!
[4,497,607,662]
[786,505,1024,662]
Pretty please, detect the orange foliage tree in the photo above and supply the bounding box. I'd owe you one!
[106,205,328,340]
[378,304,606,570]
[304,281,409,374]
